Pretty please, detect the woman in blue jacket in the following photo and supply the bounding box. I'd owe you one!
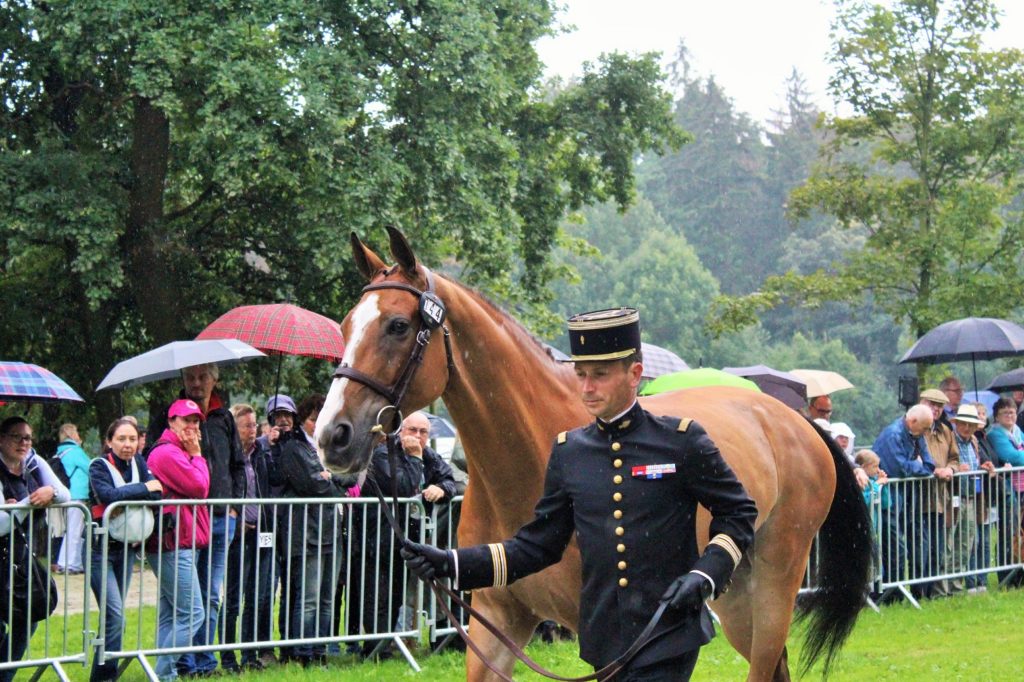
[88,418,163,682]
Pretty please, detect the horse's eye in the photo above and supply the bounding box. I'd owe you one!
[387,318,411,336]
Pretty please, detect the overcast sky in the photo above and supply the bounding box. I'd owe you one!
[535,0,1022,125]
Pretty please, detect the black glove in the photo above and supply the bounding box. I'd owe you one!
[660,572,713,611]
[399,538,452,581]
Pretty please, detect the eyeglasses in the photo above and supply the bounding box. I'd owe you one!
[3,434,33,444]
[998,410,1018,418]
[814,408,833,417]
[403,427,430,435]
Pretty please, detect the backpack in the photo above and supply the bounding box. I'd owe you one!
[48,449,73,489]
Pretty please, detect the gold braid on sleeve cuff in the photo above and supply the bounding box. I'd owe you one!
[708,534,742,568]
[488,543,508,587]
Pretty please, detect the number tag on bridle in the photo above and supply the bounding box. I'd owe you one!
[420,291,446,329]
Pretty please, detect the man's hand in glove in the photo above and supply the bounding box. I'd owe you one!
[399,539,452,581]
[660,572,713,611]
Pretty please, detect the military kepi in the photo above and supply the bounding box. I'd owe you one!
[566,307,641,361]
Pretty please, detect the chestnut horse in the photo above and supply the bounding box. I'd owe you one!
[315,228,872,681]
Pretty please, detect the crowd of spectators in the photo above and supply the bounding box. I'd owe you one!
[812,374,1024,603]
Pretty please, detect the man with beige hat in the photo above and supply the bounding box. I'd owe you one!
[948,404,995,593]
[917,388,960,598]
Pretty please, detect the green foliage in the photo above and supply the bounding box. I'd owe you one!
[640,53,775,294]
[549,198,718,362]
[1,0,681,432]
[717,0,1024,343]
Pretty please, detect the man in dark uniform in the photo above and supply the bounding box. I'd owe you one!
[401,308,757,681]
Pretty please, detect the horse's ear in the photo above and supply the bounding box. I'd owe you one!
[386,225,417,275]
[350,232,387,281]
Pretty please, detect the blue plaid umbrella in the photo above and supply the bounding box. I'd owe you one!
[0,361,84,403]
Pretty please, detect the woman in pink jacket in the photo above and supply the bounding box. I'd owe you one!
[145,399,211,682]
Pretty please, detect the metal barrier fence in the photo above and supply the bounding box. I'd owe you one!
[1,501,93,682]
[5,472,1024,680]
[870,466,1024,607]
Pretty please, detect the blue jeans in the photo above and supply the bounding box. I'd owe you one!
[90,545,136,681]
[222,524,274,668]
[149,549,205,682]
[282,548,341,659]
[181,512,236,673]
[0,619,37,682]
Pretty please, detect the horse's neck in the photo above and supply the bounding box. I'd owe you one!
[438,281,587,531]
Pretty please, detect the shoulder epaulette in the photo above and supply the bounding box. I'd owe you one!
[557,431,567,444]
[677,417,693,433]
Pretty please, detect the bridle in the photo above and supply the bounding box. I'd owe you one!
[333,266,673,681]
[332,265,455,434]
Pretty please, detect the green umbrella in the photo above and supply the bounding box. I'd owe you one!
[639,368,761,396]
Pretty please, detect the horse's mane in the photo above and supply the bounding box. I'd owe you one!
[440,274,565,366]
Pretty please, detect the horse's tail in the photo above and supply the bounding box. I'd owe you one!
[797,420,873,676]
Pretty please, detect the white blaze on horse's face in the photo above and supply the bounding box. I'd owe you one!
[315,293,380,467]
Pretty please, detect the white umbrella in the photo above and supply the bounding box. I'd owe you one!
[97,339,266,391]
[788,369,854,399]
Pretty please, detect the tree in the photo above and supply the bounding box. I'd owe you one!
[1,1,682,432]
[640,47,775,294]
[711,0,1024,346]
[550,197,719,362]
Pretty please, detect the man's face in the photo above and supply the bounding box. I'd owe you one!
[236,412,257,449]
[401,414,431,450]
[271,411,295,430]
[954,419,975,440]
[943,382,963,409]
[574,360,642,421]
[808,396,833,420]
[921,399,944,421]
[183,365,217,404]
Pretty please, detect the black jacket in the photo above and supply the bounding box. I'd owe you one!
[147,391,246,508]
[454,402,758,669]
[275,428,345,555]
[367,442,457,509]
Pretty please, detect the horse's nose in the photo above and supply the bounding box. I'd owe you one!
[324,420,353,454]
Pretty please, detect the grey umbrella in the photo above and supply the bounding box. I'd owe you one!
[722,365,807,410]
[426,413,457,439]
[640,343,689,379]
[987,368,1024,393]
[96,339,266,391]
[898,317,1024,392]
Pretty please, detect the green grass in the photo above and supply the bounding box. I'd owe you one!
[17,588,1024,681]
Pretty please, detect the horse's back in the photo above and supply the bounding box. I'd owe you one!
[639,386,836,531]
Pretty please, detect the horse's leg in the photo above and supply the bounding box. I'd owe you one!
[708,555,754,665]
[464,590,538,682]
[745,523,817,682]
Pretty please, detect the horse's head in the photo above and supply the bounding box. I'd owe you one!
[315,227,453,474]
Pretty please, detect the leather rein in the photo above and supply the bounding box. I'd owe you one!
[335,269,668,681]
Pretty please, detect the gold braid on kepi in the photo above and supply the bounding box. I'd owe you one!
[708,534,742,568]
[487,543,508,588]
[565,308,641,362]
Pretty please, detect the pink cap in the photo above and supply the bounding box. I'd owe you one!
[168,399,206,422]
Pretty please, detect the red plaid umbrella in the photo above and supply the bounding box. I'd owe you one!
[196,304,345,361]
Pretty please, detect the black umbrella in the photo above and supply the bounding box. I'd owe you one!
[722,365,807,410]
[987,368,1024,393]
[898,317,1024,392]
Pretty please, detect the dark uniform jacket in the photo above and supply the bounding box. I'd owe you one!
[454,402,757,669]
